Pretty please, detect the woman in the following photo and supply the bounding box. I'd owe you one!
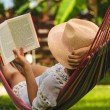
[0,18,98,110]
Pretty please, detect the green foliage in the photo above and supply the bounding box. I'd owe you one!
[97,0,110,17]
[54,0,110,25]
[32,1,48,15]
[55,0,87,24]
[13,0,45,16]
[14,2,29,15]
[0,2,4,14]
[13,0,28,10]
[0,0,110,26]
[55,0,76,24]
[94,0,110,25]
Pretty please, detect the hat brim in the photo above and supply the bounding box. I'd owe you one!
[48,23,72,69]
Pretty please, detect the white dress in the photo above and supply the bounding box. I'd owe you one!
[13,63,69,110]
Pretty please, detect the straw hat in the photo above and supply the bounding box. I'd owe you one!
[48,19,99,69]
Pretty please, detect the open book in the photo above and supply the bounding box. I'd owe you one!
[0,13,40,65]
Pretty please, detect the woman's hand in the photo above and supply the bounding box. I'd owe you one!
[13,48,38,104]
[68,46,90,69]
[13,48,29,66]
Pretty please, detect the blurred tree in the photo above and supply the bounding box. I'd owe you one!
[0,2,4,15]
[87,0,110,25]
[55,0,110,25]
[55,0,88,24]
[13,0,29,15]
[1,0,110,25]
[97,0,110,25]
[0,1,5,23]
[13,0,60,20]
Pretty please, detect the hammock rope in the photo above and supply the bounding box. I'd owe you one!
[0,68,31,110]
[52,7,110,110]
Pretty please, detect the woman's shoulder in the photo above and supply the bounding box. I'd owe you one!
[45,63,69,86]
[38,63,69,87]
[49,63,64,72]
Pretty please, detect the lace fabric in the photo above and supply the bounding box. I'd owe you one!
[13,63,69,110]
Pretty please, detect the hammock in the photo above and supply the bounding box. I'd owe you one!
[0,7,110,110]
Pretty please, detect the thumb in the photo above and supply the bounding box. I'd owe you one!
[20,47,24,56]
[75,47,88,56]
[13,48,21,58]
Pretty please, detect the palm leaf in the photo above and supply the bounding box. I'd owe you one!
[55,0,76,24]
[55,0,87,24]
[15,2,29,15]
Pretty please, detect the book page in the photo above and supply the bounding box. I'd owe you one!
[0,21,16,65]
[7,13,40,53]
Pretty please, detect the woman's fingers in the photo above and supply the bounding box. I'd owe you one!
[20,47,24,56]
[68,62,80,66]
[13,48,20,58]
[68,54,81,59]
[68,58,81,63]
[13,48,28,66]
[68,53,82,67]
[68,46,91,68]
[68,56,81,67]
[68,54,82,63]
[68,62,79,69]
[13,47,24,58]
[72,46,90,56]
[68,58,80,67]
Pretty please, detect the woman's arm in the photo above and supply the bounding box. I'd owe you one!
[23,62,38,104]
[31,63,48,77]
[13,48,38,105]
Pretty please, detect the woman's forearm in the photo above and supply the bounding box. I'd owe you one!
[23,63,38,104]
[12,48,38,104]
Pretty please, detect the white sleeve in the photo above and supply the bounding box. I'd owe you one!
[32,74,61,110]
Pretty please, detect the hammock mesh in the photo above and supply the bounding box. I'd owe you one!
[52,6,110,110]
